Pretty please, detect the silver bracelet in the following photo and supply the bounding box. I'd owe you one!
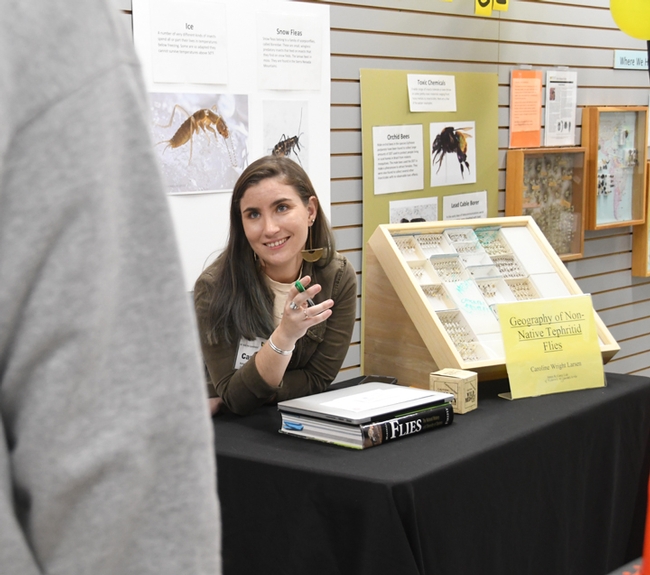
[267,336,294,356]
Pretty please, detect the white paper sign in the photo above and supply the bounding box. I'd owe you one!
[443,190,488,220]
[373,124,424,195]
[257,13,322,90]
[544,70,577,147]
[407,74,457,112]
[613,50,648,70]
[151,0,228,84]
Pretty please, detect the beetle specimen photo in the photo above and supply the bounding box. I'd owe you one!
[429,121,477,188]
[151,92,249,194]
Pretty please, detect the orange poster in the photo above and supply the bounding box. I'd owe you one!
[509,69,543,148]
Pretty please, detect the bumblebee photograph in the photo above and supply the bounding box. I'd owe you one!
[150,92,249,194]
[429,121,477,188]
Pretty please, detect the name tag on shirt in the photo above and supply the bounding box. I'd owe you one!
[234,337,266,369]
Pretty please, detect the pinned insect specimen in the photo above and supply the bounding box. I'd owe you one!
[157,104,237,167]
[431,126,473,178]
[272,109,304,165]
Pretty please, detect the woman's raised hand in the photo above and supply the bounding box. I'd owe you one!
[278,275,333,343]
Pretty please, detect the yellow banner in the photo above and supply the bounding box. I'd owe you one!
[493,0,509,12]
[475,0,492,16]
[497,295,605,399]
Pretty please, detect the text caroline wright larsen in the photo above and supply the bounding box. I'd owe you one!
[530,361,582,372]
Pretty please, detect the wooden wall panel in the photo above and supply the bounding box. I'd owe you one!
[121,0,650,378]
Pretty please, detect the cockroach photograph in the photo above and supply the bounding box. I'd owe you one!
[150,92,249,194]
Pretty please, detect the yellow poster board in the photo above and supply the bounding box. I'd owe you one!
[497,295,605,399]
[360,69,499,246]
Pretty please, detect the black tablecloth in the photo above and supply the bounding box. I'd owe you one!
[213,373,650,575]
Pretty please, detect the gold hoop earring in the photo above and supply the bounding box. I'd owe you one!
[301,219,324,262]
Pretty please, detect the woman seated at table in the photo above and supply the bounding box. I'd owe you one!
[194,155,357,415]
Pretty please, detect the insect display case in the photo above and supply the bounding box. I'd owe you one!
[581,106,648,230]
[505,147,586,261]
[632,161,650,277]
[363,217,619,388]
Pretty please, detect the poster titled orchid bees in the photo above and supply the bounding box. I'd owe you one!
[429,121,477,187]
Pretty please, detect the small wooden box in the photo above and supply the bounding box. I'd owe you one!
[430,368,477,414]
[363,216,620,387]
[581,106,648,230]
[505,147,586,261]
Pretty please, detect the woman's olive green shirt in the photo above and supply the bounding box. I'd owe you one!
[194,253,357,415]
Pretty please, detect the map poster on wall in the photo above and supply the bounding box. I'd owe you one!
[133,0,331,290]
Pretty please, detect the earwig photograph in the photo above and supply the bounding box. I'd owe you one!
[151,92,249,194]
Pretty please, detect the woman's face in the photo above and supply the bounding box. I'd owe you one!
[240,176,317,283]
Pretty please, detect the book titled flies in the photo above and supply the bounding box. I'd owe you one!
[278,381,454,449]
[279,402,454,449]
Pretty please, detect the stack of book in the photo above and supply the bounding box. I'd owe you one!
[277,381,454,449]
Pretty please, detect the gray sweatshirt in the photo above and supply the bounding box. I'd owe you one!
[0,1,221,573]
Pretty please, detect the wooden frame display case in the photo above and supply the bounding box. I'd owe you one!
[506,147,586,261]
[364,217,619,388]
[632,162,650,277]
[581,106,648,230]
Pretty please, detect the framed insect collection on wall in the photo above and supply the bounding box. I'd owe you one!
[581,106,648,230]
[505,147,586,261]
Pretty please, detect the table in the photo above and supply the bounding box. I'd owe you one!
[213,373,650,575]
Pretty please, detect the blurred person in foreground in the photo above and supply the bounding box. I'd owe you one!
[0,1,221,574]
